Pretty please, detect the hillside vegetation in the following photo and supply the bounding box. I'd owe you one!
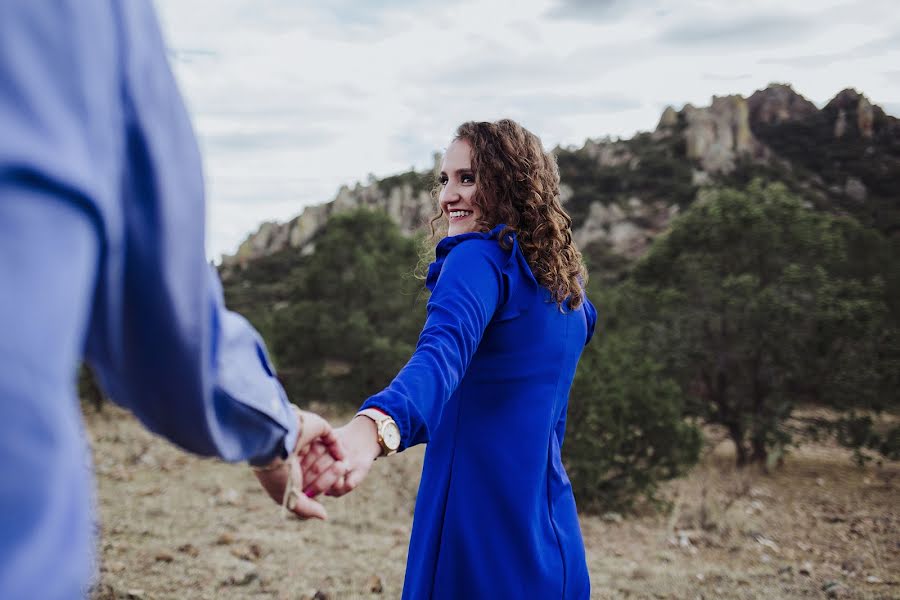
[220,85,899,511]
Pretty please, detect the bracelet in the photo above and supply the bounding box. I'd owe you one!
[280,405,306,517]
[249,405,310,519]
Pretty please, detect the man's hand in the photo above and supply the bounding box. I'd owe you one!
[253,410,346,520]
[301,416,382,498]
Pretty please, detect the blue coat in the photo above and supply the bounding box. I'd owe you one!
[362,225,597,599]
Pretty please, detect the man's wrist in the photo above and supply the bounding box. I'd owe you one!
[251,405,304,471]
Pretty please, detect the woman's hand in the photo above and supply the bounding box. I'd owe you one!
[301,416,382,498]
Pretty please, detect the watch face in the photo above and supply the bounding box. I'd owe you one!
[382,422,401,450]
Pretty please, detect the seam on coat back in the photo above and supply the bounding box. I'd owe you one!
[546,312,571,598]
[425,383,466,600]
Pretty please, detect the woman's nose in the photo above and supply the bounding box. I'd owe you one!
[441,187,460,207]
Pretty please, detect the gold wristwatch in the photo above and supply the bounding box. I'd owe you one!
[355,408,401,457]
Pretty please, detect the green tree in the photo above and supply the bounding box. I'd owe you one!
[566,322,703,511]
[632,182,893,467]
[223,209,426,406]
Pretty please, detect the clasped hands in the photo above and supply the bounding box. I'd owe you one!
[253,411,383,519]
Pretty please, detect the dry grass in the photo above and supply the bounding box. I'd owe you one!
[86,406,898,600]
[583,425,898,599]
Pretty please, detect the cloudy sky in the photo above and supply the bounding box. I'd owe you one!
[152,0,900,261]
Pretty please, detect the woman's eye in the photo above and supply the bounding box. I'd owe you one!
[438,175,448,185]
[461,174,475,184]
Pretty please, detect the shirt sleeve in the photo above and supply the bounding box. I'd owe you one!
[0,4,296,596]
[93,1,299,464]
[360,240,504,449]
[0,0,297,465]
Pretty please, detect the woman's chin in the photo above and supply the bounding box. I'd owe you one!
[447,220,476,237]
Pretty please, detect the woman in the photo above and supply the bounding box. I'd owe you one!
[304,119,597,599]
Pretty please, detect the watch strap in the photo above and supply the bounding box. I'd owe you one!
[356,407,390,425]
[355,408,399,456]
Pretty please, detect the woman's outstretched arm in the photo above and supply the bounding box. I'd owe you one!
[302,238,507,496]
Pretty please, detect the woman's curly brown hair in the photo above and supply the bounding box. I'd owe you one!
[429,119,587,309]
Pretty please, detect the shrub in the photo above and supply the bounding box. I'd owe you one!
[565,322,703,512]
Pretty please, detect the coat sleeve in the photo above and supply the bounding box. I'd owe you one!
[0,0,298,465]
[360,240,504,449]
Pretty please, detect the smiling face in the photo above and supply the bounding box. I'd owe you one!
[438,138,483,237]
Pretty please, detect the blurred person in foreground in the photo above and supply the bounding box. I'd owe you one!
[302,120,598,599]
[0,2,345,598]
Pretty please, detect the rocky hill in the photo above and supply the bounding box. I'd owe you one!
[221,84,899,277]
[222,171,435,269]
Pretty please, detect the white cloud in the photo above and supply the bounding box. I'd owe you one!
[151,0,900,261]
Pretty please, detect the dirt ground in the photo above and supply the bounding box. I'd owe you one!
[86,404,898,600]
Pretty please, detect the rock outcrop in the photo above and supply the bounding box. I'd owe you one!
[747,83,818,126]
[579,137,636,169]
[656,106,679,130]
[223,179,434,268]
[858,96,875,138]
[222,84,898,270]
[825,88,879,139]
[834,109,849,139]
[682,95,764,174]
[574,198,679,258]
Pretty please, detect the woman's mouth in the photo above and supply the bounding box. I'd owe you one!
[448,210,473,220]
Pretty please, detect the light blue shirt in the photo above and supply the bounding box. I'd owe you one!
[0,2,298,597]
